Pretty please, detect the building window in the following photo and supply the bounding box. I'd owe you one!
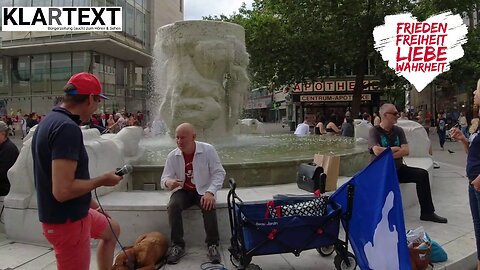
[31,54,50,94]
[126,3,134,36]
[135,8,144,41]
[36,0,52,5]
[92,53,104,85]
[51,53,71,94]
[115,59,126,97]
[72,52,90,73]
[91,0,105,6]
[0,58,8,95]
[104,55,115,96]
[116,0,126,34]
[12,56,31,96]
[72,0,89,6]
[13,0,31,6]
[52,0,72,6]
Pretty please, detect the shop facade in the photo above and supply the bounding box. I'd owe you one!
[288,78,384,127]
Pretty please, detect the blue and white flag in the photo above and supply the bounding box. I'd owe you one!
[331,148,410,270]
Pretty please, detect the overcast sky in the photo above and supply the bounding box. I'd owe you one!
[184,0,253,20]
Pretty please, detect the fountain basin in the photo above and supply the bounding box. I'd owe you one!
[131,134,370,190]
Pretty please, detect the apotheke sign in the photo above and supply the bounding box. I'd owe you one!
[2,7,122,31]
[291,80,385,93]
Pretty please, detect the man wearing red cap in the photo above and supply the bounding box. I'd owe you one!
[32,72,123,270]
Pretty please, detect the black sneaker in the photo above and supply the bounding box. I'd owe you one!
[207,244,221,264]
[167,245,185,264]
[420,213,448,223]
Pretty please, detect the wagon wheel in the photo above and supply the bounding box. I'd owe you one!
[316,245,335,257]
[229,242,252,269]
[334,252,357,270]
[230,254,252,269]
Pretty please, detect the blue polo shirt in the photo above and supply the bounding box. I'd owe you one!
[32,107,91,224]
[467,130,480,181]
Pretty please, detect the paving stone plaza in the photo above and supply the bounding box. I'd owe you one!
[0,124,477,270]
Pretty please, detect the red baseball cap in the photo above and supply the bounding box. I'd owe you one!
[66,72,108,99]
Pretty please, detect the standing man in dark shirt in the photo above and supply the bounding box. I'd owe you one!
[0,121,19,196]
[32,72,123,270]
[368,103,447,223]
[451,79,480,269]
[26,112,38,133]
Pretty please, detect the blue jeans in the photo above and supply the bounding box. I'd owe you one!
[468,184,480,260]
[462,127,469,138]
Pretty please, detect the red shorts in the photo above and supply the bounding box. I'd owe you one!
[42,209,109,270]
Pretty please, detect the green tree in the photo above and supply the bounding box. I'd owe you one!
[206,0,480,114]
[325,0,413,114]
[207,0,413,114]
[206,1,334,89]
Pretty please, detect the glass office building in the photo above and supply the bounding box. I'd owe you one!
[0,0,183,116]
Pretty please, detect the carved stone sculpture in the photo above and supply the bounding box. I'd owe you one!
[154,20,249,138]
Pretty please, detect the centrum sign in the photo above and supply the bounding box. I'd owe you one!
[300,94,371,102]
[2,7,122,31]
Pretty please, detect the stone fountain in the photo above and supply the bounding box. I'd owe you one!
[0,21,369,246]
[134,20,369,189]
[155,20,249,138]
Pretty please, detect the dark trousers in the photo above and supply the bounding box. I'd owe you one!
[168,189,219,248]
[438,131,446,148]
[397,165,435,215]
[468,184,480,259]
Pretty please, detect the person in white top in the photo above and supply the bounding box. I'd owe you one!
[151,117,166,136]
[161,123,225,265]
[398,111,409,120]
[294,117,310,135]
[114,113,126,130]
[20,114,27,139]
[359,113,373,126]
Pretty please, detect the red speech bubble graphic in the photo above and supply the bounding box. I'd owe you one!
[373,12,467,92]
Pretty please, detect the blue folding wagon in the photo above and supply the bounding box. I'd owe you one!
[227,178,357,270]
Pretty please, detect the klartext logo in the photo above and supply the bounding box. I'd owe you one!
[2,7,122,31]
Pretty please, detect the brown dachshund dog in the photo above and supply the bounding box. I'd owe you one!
[112,231,169,270]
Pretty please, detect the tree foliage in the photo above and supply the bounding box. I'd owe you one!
[205,0,480,114]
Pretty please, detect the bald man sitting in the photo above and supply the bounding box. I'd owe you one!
[160,123,225,264]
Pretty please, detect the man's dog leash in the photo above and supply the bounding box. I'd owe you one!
[95,188,135,270]
[95,165,135,270]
